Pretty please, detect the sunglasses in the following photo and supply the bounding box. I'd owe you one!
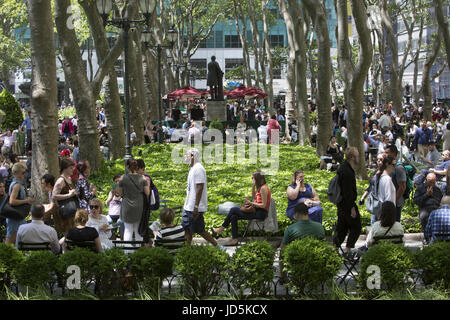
[89,205,100,210]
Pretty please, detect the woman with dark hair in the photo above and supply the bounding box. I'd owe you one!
[286,169,323,223]
[267,114,281,144]
[76,160,97,211]
[52,158,79,234]
[116,159,150,243]
[371,155,397,224]
[365,201,404,248]
[213,171,271,246]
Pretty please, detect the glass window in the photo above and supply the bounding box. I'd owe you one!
[269,35,284,47]
[225,35,242,48]
[190,59,207,79]
[225,58,244,73]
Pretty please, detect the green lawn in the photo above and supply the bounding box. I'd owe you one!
[89,143,422,237]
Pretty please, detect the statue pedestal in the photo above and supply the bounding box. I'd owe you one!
[206,100,227,121]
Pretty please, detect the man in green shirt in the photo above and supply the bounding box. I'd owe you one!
[281,203,325,249]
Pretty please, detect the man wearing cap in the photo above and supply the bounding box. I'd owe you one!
[182,148,218,246]
[413,119,433,160]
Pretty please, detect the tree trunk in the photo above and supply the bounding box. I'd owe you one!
[27,0,60,201]
[421,29,443,121]
[289,0,310,145]
[434,0,450,69]
[233,0,252,87]
[143,50,159,120]
[133,30,149,119]
[380,0,402,114]
[278,0,296,141]
[336,0,372,179]
[127,30,145,144]
[79,0,125,160]
[247,0,261,88]
[302,0,332,157]
[263,0,274,115]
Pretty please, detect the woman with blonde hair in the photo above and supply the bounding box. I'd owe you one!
[4,162,34,244]
[65,209,102,253]
[86,198,113,250]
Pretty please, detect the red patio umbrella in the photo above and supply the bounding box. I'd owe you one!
[227,84,247,99]
[243,87,267,99]
[166,86,204,100]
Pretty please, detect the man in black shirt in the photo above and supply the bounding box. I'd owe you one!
[190,105,204,121]
[172,106,181,122]
[247,105,256,121]
[333,147,361,254]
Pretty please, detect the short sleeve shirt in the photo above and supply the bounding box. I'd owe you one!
[184,163,207,212]
[391,165,407,207]
[67,226,99,242]
[282,220,325,245]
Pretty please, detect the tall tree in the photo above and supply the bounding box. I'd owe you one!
[421,29,443,121]
[302,0,332,156]
[434,0,450,69]
[232,0,252,87]
[262,0,274,114]
[0,0,29,88]
[336,0,373,179]
[379,0,403,114]
[278,0,296,140]
[27,0,59,201]
[288,0,310,145]
[54,0,125,170]
[79,0,125,160]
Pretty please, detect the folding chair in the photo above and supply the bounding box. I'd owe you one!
[18,241,51,252]
[337,246,361,286]
[170,206,183,225]
[112,240,146,252]
[65,239,97,252]
[373,235,404,245]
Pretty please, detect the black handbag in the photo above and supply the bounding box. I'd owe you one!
[0,195,30,220]
[58,196,79,219]
[58,177,80,219]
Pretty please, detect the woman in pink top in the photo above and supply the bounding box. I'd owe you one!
[213,171,271,246]
[267,115,281,144]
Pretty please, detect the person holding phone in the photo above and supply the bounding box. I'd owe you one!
[86,198,113,250]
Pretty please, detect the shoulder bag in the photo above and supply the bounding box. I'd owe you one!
[0,181,30,220]
[58,177,80,219]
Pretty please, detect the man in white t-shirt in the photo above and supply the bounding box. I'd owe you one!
[181,148,218,246]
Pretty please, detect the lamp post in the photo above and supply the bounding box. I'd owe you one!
[96,0,156,170]
[141,28,176,122]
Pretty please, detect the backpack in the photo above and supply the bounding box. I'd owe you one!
[327,173,342,205]
[146,176,160,211]
[392,162,416,200]
[365,178,382,217]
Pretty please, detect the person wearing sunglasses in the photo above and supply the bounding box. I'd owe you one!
[86,198,113,250]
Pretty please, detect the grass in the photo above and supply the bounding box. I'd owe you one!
[89,143,422,238]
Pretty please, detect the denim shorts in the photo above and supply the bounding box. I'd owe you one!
[6,218,27,238]
[181,210,205,234]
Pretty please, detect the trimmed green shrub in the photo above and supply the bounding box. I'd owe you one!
[358,242,414,296]
[0,243,24,291]
[0,89,24,130]
[16,251,58,292]
[56,247,102,291]
[415,241,450,289]
[229,240,276,297]
[129,247,174,296]
[174,245,229,298]
[282,237,342,295]
[209,118,223,131]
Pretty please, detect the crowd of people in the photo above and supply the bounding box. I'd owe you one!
[0,98,449,261]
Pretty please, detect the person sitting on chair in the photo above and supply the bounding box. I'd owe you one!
[286,169,323,223]
[425,195,450,244]
[413,172,443,234]
[365,201,404,248]
[64,209,102,253]
[280,203,325,249]
[15,204,61,255]
[213,171,271,246]
[154,208,185,253]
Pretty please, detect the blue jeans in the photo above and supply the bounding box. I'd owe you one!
[222,207,268,239]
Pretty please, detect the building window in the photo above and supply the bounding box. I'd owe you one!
[269,34,284,47]
[273,68,282,80]
[190,59,207,79]
[225,58,244,74]
[225,35,242,48]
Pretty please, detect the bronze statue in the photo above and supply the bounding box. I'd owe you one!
[207,56,224,101]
